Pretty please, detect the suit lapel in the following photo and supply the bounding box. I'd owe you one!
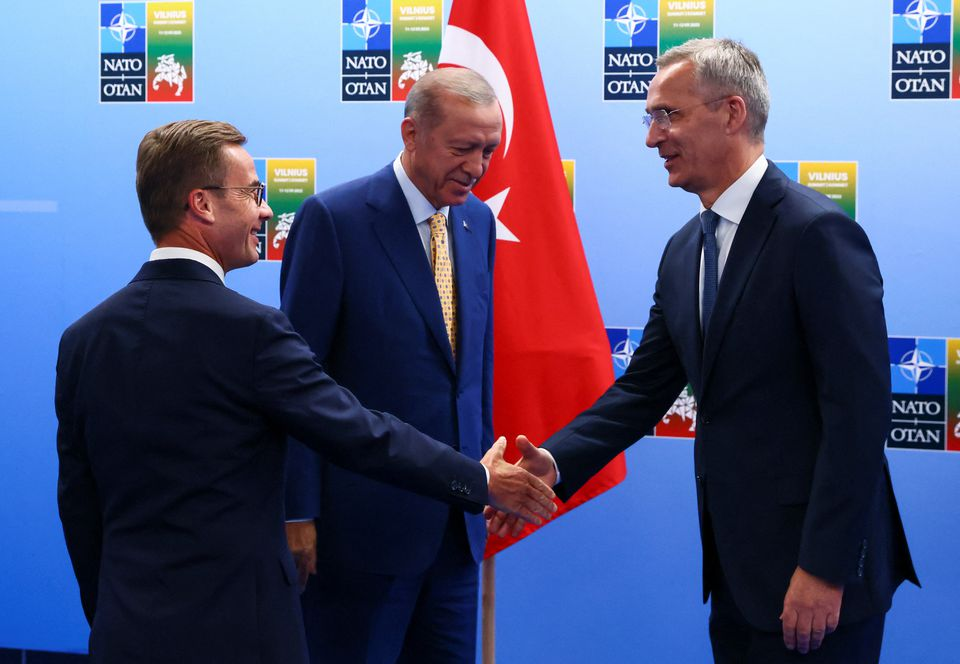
[368,168,456,373]
[449,205,480,375]
[701,162,787,392]
[673,222,706,394]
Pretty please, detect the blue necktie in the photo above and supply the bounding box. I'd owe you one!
[700,209,720,332]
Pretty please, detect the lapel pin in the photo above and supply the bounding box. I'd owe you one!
[462,219,470,231]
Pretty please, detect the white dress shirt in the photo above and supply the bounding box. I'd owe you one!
[149,247,225,284]
[393,154,454,272]
[698,154,768,324]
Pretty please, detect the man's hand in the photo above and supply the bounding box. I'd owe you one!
[481,437,557,525]
[780,566,843,654]
[515,434,558,486]
[285,520,317,593]
[486,435,559,538]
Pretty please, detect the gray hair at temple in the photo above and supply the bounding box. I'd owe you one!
[403,68,498,128]
[658,38,770,141]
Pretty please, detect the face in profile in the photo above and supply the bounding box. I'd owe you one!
[403,93,503,209]
[203,144,273,272]
[644,60,731,200]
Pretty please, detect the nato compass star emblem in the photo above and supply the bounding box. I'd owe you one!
[615,3,649,36]
[612,336,639,372]
[109,12,139,44]
[351,8,382,42]
[898,348,936,385]
[903,0,942,32]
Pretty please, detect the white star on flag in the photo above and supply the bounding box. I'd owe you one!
[484,187,518,243]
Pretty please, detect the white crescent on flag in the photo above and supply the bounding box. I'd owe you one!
[439,25,514,157]
[439,25,520,243]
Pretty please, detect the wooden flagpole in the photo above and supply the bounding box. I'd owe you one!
[481,556,496,663]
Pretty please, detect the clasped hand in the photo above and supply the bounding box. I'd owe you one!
[286,436,558,594]
[484,435,558,539]
[481,436,557,528]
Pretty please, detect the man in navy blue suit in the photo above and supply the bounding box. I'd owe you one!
[494,39,918,662]
[55,119,556,663]
[280,68,501,662]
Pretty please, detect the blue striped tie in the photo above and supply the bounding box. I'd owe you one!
[700,209,720,332]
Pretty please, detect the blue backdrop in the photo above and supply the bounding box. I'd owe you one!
[1,1,957,661]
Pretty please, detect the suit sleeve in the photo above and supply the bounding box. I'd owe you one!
[55,338,102,626]
[278,196,343,520]
[792,212,891,584]
[480,205,496,454]
[543,245,688,500]
[254,307,489,513]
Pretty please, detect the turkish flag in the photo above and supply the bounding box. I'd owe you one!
[439,0,626,557]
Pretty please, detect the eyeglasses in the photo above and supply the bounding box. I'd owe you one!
[201,182,266,206]
[642,97,730,130]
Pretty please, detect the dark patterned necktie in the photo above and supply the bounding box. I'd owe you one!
[700,209,720,332]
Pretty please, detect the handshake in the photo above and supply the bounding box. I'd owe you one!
[480,435,558,539]
[289,435,559,590]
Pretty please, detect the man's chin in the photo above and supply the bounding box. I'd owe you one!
[666,172,687,190]
[444,186,472,205]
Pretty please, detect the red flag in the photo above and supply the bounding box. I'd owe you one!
[439,0,627,557]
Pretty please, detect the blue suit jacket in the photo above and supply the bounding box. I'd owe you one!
[543,163,918,631]
[280,163,495,574]
[55,259,488,663]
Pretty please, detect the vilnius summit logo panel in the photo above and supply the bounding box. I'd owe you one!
[602,0,714,101]
[891,0,960,99]
[99,2,194,103]
[341,0,443,102]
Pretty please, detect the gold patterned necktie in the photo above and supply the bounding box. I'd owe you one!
[429,212,457,358]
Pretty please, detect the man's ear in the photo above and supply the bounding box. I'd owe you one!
[400,116,418,153]
[185,188,216,225]
[724,95,749,136]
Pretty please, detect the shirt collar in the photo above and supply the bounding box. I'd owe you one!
[393,153,451,225]
[149,247,226,284]
[699,154,768,225]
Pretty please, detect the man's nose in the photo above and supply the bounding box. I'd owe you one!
[645,122,663,148]
[463,152,484,178]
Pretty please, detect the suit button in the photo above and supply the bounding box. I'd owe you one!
[701,415,710,425]
[450,480,459,491]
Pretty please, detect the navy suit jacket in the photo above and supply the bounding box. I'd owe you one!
[55,259,488,663]
[543,162,918,631]
[280,163,495,574]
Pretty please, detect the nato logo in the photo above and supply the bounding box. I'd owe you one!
[100,3,147,102]
[606,326,697,439]
[603,1,658,101]
[891,0,953,99]
[342,0,392,101]
[889,337,947,450]
[607,327,642,378]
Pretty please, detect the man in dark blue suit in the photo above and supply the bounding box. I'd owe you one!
[280,68,501,662]
[495,39,918,662]
[55,119,555,663]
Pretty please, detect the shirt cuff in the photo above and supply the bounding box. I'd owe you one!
[539,448,561,485]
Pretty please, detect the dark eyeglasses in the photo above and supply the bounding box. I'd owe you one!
[201,182,266,206]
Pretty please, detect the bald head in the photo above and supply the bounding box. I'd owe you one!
[403,68,497,129]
